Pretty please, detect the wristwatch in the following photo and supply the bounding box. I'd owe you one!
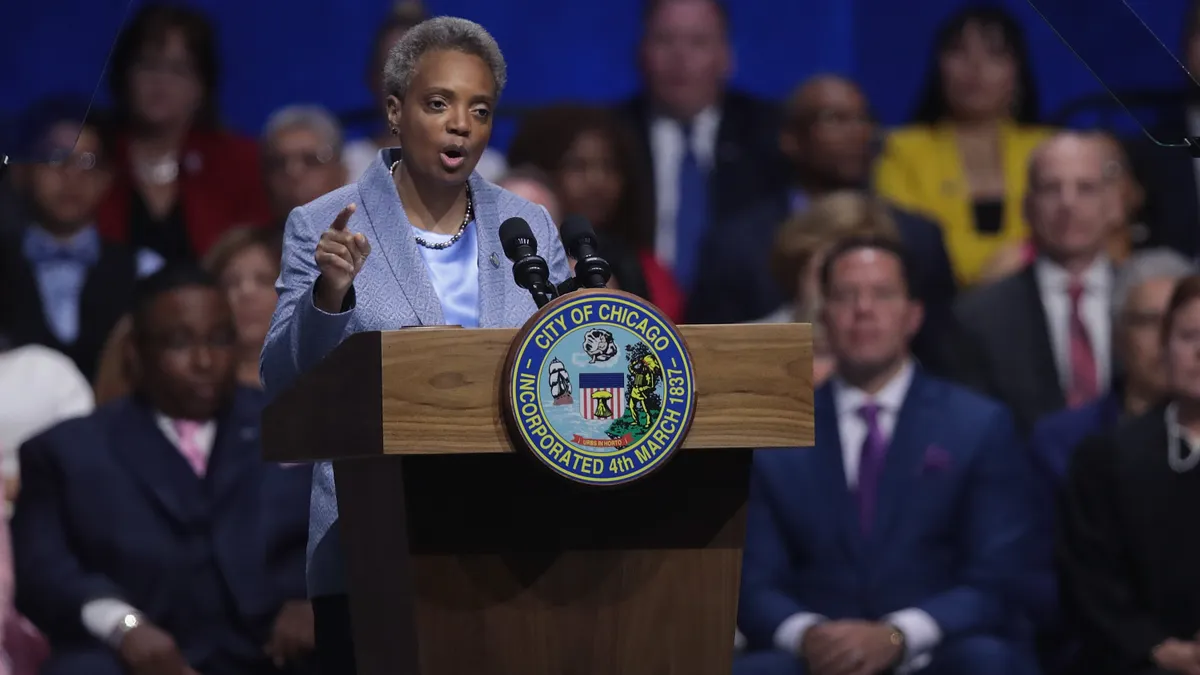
[887,625,906,649]
[108,611,144,648]
[887,624,907,665]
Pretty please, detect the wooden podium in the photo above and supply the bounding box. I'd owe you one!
[262,320,813,675]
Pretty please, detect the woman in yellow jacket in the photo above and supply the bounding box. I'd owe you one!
[874,6,1054,287]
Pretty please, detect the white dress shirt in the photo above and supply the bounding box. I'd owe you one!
[649,107,721,269]
[1033,256,1112,393]
[773,360,940,673]
[80,415,217,645]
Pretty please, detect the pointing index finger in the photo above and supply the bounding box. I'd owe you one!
[331,203,356,231]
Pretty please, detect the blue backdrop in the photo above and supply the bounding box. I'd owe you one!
[0,0,1193,152]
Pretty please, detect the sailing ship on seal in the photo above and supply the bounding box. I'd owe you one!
[548,358,573,405]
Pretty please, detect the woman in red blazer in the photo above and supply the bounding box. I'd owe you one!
[96,3,271,262]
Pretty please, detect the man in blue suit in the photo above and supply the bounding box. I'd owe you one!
[735,236,1044,675]
[12,265,312,675]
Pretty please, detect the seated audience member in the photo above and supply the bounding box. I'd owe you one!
[262,106,348,229]
[617,0,785,292]
[203,228,283,389]
[1031,249,1194,483]
[496,166,624,291]
[874,5,1053,287]
[690,75,956,339]
[759,192,908,387]
[0,343,93,500]
[955,133,1116,435]
[495,165,562,224]
[204,228,311,619]
[341,1,506,182]
[1058,274,1200,675]
[11,265,312,675]
[507,104,684,321]
[735,236,1044,675]
[0,101,160,381]
[1124,2,1200,259]
[97,3,272,262]
[978,131,1145,285]
[91,317,134,406]
[92,228,283,404]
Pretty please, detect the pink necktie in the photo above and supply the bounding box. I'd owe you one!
[173,420,207,477]
[1066,280,1098,407]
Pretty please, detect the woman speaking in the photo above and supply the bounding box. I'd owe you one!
[260,17,569,675]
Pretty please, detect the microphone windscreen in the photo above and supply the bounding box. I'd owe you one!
[499,217,536,259]
[559,215,596,249]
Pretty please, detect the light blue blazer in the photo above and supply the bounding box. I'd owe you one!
[260,149,570,597]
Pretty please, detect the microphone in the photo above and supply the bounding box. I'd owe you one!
[499,217,557,308]
[559,215,612,289]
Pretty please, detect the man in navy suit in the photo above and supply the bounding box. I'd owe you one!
[12,265,312,675]
[686,76,957,375]
[735,236,1044,675]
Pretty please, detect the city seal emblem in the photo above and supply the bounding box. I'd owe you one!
[504,289,697,486]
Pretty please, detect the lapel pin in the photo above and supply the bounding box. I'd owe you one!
[490,252,500,268]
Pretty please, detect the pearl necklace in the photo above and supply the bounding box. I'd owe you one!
[390,160,473,250]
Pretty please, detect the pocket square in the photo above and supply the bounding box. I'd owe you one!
[920,444,952,474]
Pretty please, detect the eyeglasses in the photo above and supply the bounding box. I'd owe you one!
[265,147,336,174]
[43,151,101,172]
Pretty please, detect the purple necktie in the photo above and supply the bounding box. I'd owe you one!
[856,402,888,534]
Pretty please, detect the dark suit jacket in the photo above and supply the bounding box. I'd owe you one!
[686,193,958,374]
[738,371,1045,649]
[952,266,1113,435]
[616,90,787,239]
[1058,406,1200,674]
[1029,389,1124,484]
[0,230,138,380]
[11,390,297,671]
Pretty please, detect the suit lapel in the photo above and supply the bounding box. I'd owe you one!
[356,149,443,326]
[471,175,510,328]
[1018,267,1066,408]
[814,385,863,556]
[869,373,937,546]
[205,392,262,511]
[109,399,204,525]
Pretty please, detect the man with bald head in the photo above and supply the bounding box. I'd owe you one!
[689,75,957,374]
[955,132,1118,434]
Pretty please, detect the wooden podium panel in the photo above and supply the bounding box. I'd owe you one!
[263,322,813,462]
[262,321,813,675]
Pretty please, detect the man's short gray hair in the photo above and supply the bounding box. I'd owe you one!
[1112,248,1197,320]
[262,104,344,154]
[382,16,507,100]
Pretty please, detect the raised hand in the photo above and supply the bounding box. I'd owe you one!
[314,203,371,312]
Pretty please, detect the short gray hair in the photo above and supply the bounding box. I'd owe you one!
[382,16,507,100]
[262,104,344,155]
[1112,248,1197,320]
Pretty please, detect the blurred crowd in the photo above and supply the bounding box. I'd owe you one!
[2,0,1200,673]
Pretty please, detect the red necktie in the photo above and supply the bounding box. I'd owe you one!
[1067,280,1098,407]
